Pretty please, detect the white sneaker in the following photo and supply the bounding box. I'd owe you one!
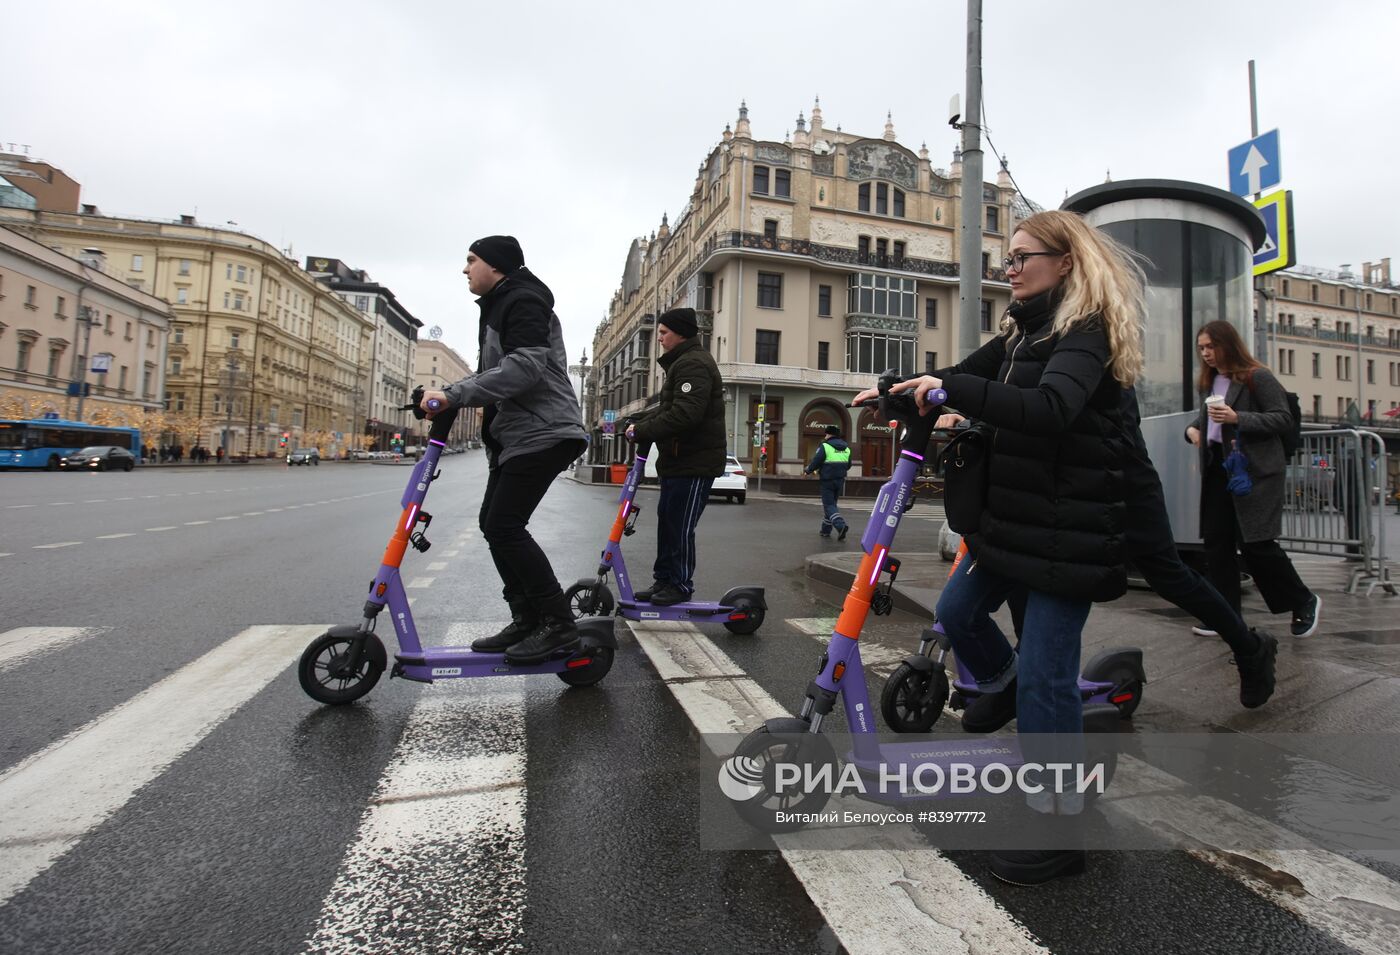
[1191,625,1219,637]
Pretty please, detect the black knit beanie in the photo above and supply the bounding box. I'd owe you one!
[658,307,698,338]
[469,235,525,274]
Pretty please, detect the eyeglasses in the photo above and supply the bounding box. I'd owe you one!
[1002,251,1063,273]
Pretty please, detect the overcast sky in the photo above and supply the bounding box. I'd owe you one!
[8,0,1397,366]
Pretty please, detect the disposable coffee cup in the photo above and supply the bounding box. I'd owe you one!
[1205,395,1225,407]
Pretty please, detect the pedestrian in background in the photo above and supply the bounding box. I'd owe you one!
[805,424,853,541]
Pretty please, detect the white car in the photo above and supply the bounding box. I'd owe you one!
[644,453,747,504]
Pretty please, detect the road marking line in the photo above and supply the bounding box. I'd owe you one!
[46,502,71,507]
[145,526,177,532]
[33,542,82,550]
[628,620,1046,955]
[95,533,135,539]
[426,562,449,571]
[82,499,107,504]
[114,497,134,501]
[184,520,210,526]
[0,553,12,558]
[407,577,435,589]
[265,507,284,512]
[216,516,240,521]
[5,504,36,509]
[0,627,103,674]
[443,550,461,558]
[243,511,264,516]
[307,625,527,954]
[0,624,320,905]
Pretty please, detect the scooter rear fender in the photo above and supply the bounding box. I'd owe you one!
[577,616,618,650]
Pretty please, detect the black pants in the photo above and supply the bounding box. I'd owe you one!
[479,439,583,606]
[1202,444,1312,617]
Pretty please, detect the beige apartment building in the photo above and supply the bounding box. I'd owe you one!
[412,337,480,448]
[587,101,1027,476]
[0,225,171,426]
[1262,259,1400,428]
[0,206,375,458]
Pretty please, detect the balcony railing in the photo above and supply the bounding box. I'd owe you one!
[674,230,1008,290]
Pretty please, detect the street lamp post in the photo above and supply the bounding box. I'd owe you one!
[220,356,241,460]
[578,350,590,462]
[72,305,99,421]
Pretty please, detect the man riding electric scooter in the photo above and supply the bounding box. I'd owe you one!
[624,307,726,606]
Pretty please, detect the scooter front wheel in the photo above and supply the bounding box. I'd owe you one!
[556,646,614,688]
[564,583,615,619]
[726,721,835,833]
[299,632,385,704]
[880,662,950,733]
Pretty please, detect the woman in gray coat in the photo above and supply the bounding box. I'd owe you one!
[1186,320,1321,637]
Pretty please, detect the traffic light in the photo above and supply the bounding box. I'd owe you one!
[279,432,289,448]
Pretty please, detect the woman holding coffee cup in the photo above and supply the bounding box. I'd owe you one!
[1186,321,1321,637]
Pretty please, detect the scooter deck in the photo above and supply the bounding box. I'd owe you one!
[393,644,601,681]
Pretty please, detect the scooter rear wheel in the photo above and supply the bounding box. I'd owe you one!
[880,663,950,733]
[299,632,385,704]
[564,583,615,619]
[722,598,765,635]
[556,646,614,687]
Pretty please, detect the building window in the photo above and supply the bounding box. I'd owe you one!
[119,366,128,392]
[47,348,62,378]
[876,238,888,263]
[858,183,870,212]
[876,183,888,215]
[818,284,832,317]
[982,251,991,276]
[1339,289,1347,308]
[226,263,233,280]
[925,298,938,328]
[857,235,870,260]
[1312,352,1320,377]
[848,273,916,318]
[755,329,780,365]
[774,168,791,198]
[173,326,184,344]
[25,285,36,306]
[55,295,66,317]
[16,338,32,371]
[1366,293,1373,311]
[1367,359,1375,384]
[925,351,938,374]
[179,259,191,276]
[236,264,247,283]
[893,240,905,262]
[172,357,182,375]
[846,331,915,376]
[763,219,778,242]
[223,291,230,308]
[981,300,995,331]
[753,165,769,195]
[818,341,830,370]
[230,330,241,350]
[1311,284,1319,302]
[233,293,245,311]
[893,189,905,218]
[987,206,999,232]
[757,272,783,309]
[175,287,188,305]
[124,321,133,340]
[1281,279,1290,297]
[131,254,143,272]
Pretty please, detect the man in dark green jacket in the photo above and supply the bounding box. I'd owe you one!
[625,307,726,605]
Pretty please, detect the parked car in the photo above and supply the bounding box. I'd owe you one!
[711,455,748,504]
[59,445,136,472]
[288,448,320,466]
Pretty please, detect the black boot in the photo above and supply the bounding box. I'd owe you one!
[1236,629,1278,709]
[990,810,1087,886]
[472,599,538,652]
[505,592,581,664]
[961,678,1017,733]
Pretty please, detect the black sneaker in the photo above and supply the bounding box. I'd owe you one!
[838,525,849,541]
[649,584,688,606]
[961,678,1017,733]
[1235,630,1278,709]
[633,582,663,603]
[1290,594,1321,638]
[472,603,538,653]
[505,618,580,664]
[990,849,1087,886]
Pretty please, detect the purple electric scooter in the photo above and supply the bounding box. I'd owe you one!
[880,541,1145,733]
[296,389,616,705]
[564,436,766,635]
[725,376,1125,833]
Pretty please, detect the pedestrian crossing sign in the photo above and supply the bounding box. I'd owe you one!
[1252,190,1295,277]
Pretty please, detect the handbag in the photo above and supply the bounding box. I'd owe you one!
[1223,438,1253,496]
[936,423,993,534]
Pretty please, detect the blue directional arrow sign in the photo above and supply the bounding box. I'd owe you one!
[1228,129,1281,197]
[1252,190,1296,277]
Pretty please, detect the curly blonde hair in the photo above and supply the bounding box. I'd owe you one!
[1008,210,1146,388]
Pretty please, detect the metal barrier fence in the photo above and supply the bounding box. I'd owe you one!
[1280,429,1395,595]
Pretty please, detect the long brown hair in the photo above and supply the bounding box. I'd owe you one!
[1196,320,1264,394]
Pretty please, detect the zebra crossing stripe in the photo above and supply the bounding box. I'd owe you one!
[306,623,528,953]
[627,620,1048,955]
[0,624,321,905]
[0,628,103,674]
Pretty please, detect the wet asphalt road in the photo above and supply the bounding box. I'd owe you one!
[0,457,1379,953]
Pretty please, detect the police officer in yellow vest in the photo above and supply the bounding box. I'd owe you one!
[805,425,853,540]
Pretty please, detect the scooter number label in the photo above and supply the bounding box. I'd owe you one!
[431,667,462,676]
[640,611,661,619]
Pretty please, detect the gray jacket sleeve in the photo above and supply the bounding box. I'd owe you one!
[442,296,552,408]
[1237,368,1294,437]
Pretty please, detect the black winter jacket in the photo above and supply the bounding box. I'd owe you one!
[938,289,1129,602]
[632,338,726,478]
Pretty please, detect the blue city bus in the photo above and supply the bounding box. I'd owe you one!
[0,418,143,470]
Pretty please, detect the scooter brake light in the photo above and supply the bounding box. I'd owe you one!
[1110,692,1134,704]
[565,657,593,669]
[727,611,748,621]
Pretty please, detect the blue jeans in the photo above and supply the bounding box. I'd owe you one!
[935,560,1089,736]
[653,476,714,595]
[819,480,847,535]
